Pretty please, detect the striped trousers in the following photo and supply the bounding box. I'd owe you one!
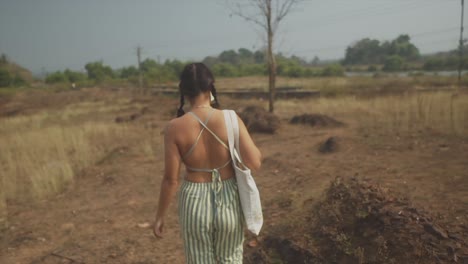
[178,178,244,263]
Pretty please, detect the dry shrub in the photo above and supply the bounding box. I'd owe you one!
[238,106,280,134]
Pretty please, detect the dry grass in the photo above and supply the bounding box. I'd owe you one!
[276,91,468,137]
[0,123,126,199]
[216,75,463,96]
[0,101,133,228]
[1,83,466,230]
[217,76,351,91]
[215,76,268,90]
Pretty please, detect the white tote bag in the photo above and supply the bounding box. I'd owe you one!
[223,110,263,236]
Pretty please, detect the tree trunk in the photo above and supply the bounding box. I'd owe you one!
[267,35,276,113]
[266,0,276,113]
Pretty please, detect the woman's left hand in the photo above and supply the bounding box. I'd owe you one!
[153,218,164,238]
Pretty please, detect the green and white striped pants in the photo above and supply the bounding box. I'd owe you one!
[178,177,244,263]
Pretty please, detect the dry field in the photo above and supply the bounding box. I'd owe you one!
[0,85,467,263]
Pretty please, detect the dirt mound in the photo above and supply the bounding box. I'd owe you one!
[290,114,344,128]
[309,177,468,263]
[238,106,280,134]
[318,136,339,153]
[246,177,468,263]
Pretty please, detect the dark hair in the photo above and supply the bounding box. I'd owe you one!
[177,63,219,117]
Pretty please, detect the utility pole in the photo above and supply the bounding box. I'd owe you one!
[137,46,143,89]
[458,0,465,88]
[157,55,161,88]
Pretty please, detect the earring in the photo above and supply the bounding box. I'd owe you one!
[210,92,215,102]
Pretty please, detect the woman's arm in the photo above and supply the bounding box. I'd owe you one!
[154,121,181,238]
[237,115,262,171]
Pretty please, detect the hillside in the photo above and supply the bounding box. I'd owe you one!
[0,55,34,87]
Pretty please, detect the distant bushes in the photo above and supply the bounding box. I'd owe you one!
[6,35,468,90]
[321,64,345,77]
[45,72,67,83]
[0,69,12,87]
[383,55,405,72]
[85,61,114,82]
[202,48,345,78]
[423,56,468,71]
[0,53,29,88]
[343,35,420,66]
[45,69,87,84]
[0,68,26,88]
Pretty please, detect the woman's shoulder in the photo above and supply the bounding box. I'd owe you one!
[166,112,202,130]
[164,115,186,133]
[167,114,188,127]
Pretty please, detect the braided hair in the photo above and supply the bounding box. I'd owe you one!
[210,84,220,109]
[176,94,185,117]
[177,63,219,117]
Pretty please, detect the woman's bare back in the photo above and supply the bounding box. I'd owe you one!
[173,108,235,182]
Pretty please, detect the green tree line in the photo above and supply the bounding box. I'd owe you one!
[421,45,468,71]
[344,35,420,65]
[2,33,467,88]
[42,49,345,87]
[343,34,468,72]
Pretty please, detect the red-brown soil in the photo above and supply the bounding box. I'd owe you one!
[1,89,467,263]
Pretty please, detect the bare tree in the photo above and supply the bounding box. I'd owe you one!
[227,0,303,112]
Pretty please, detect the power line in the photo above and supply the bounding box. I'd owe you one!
[417,38,459,48]
[70,1,458,63]
[285,0,453,36]
[289,37,459,57]
[411,27,459,38]
[291,26,462,54]
[284,1,461,59]
[298,1,442,30]
[58,1,462,68]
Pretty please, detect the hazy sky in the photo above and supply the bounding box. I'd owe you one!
[0,0,461,74]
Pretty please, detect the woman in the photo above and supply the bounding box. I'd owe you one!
[153,62,262,263]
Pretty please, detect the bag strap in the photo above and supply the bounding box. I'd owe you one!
[223,109,247,166]
[229,111,240,156]
[223,110,236,160]
[227,110,245,164]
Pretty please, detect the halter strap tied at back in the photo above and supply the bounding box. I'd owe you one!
[183,109,232,206]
